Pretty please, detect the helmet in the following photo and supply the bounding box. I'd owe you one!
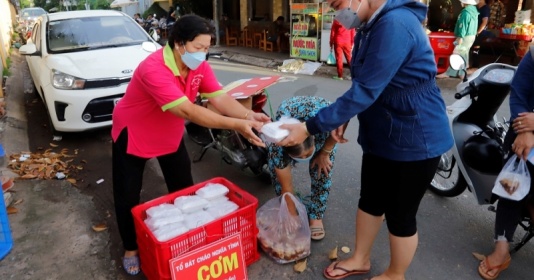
[462,135,504,174]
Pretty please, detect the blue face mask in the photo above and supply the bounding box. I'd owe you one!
[289,146,316,163]
[180,45,206,70]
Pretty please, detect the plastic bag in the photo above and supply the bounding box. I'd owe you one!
[492,154,531,201]
[256,193,310,264]
[327,50,336,65]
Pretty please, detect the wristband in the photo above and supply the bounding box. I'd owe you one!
[243,110,251,120]
[321,148,333,154]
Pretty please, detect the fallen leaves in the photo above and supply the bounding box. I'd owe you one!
[7,206,18,214]
[92,223,108,232]
[328,246,338,260]
[472,252,485,261]
[8,148,86,182]
[293,258,307,273]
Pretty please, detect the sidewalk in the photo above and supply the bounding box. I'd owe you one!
[209,45,351,79]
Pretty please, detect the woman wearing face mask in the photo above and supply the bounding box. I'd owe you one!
[111,14,269,276]
[277,0,453,279]
[266,96,339,241]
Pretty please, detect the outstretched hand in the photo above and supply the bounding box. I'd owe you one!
[235,119,266,147]
[248,111,271,123]
[276,122,309,147]
[331,122,349,143]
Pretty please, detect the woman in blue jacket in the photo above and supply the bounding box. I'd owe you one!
[278,0,453,279]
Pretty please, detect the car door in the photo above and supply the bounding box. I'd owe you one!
[26,20,44,96]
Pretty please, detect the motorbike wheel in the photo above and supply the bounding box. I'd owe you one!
[429,150,467,197]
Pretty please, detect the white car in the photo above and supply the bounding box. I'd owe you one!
[19,10,161,133]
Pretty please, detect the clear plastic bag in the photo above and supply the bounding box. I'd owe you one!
[492,154,531,201]
[256,193,311,264]
[327,51,336,65]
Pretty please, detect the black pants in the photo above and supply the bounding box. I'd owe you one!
[470,30,496,68]
[112,128,193,251]
[359,153,440,237]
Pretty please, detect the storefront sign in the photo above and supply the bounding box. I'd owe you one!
[291,3,319,14]
[292,22,309,36]
[291,37,318,61]
[169,234,247,280]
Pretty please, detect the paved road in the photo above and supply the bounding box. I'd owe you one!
[1,54,532,280]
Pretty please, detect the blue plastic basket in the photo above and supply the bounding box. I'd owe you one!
[0,181,13,260]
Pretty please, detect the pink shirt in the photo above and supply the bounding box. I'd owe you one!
[111,45,224,158]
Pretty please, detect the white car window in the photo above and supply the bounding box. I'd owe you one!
[47,16,150,53]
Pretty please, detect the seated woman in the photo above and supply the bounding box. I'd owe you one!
[267,96,339,241]
[478,47,534,280]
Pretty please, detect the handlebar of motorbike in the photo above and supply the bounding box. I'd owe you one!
[454,86,472,99]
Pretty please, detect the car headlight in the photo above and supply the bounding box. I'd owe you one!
[52,70,86,89]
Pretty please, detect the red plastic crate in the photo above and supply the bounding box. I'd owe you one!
[132,177,259,280]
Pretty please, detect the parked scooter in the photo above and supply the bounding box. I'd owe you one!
[429,55,533,252]
[185,76,278,177]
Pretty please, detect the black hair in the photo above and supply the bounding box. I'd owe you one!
[285,136,314,158]
[276,16,284,22]
[167,14,215,47]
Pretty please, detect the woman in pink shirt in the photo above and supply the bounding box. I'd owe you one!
[111,15,269,275]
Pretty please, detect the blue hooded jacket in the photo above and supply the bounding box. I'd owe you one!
[306,0,453,161]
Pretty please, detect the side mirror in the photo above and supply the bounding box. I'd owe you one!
[19,43,37,55]
[449,54,466,71]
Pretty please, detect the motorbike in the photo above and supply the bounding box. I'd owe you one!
[185,75,279,177]
[429,54,533,253]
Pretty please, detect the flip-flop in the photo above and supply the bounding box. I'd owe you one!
[323,261,370,280]
[310,226,325,241]
[122,255,141,276]
[478,256,511,280]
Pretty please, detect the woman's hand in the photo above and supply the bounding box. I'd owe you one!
[312,150,333,176]
[277,123,309,147]
[512,132,534,160]
[513,112,534,134]
[234,119,266,147]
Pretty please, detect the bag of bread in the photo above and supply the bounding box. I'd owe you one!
[492,154,530,201]
[256,193,311,264]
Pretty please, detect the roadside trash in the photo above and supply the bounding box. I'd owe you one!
[96,179,104,184]
[55,172,66,180]
[277,59,322,75]
[3,192,13,207]
[328,246,338,260]
[53,135,62,141]
[8,149,82,180]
